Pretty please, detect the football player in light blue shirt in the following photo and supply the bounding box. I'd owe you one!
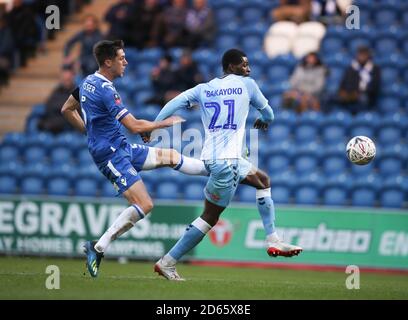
[61,40,209,277]
[152,49,303,280]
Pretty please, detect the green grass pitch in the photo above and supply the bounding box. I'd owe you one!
[0,256,407,300]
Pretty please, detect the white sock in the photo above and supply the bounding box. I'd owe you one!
[173,155,208,176]
[95,204,145,253]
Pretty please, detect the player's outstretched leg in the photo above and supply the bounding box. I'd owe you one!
[83,240,104,278]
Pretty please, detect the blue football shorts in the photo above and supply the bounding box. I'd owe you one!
[98,143,150,195]
[203,158,254,207]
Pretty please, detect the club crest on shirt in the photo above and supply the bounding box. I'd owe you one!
[114,93,121,105]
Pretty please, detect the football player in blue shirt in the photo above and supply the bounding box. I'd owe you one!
[61,40,208,277]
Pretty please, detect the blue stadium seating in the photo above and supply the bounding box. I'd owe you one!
[101,180,116,198]
[237,185,255,203]
[156,181,180,200]
[47,177,71,196]
[74,178,98,197]
[183,182,204,201]
[0,176,18,194]
[380,176,405,208]
[322,174,350,206]
[50,147,73,165]
[21,176,43,195]
[294,173,321,205]
[351,174,381,207]
[0,145,19,163]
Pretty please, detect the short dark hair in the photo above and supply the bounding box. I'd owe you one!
[93,40,124,67]
[222,49,247,72]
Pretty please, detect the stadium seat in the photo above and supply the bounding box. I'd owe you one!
[47,177,71,196]
[322,174,350,206]
[100,180,116,198]
[292,36,320,59]
[294,152,319,176]
[26,132,53,150]
[236,185,255,203]
[295,123,318,143]
[215,7,237,22]
[21,177,44,195]
[320,36,344,54]
[156,181,180,200]
[1,132,27,150]
[378,153,403,177]
[50,147,73,165]
[241,35,263,54]
[297,22,326,40]
[380,177,405,208]
[264,35,292,58]
[268,21,298,38]
[373,4,399,27]
[216,34,238,52]
[323,145,348,175]
[76,148,94,165]
[24,146,47,164]
[241,7,264,23]
[294,173,321,205]
[377,114,406,145]
[270,171,294,204]
[0,176,18,194]
[0,145,19,163]
[266,154,291,174]
[74,178,99,197]
[375,37,399,58]
[351,174,381,207]
[183,182,204,201]
[266,64,290,81]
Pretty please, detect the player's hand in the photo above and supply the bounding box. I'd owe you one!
[164,115,185,127]
[254,118,269,130]
[140,132,151,143]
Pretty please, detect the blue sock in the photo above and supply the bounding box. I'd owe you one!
[168,217,212,261]
[256,188,275,236]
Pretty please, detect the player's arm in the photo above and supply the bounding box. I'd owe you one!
[61,87,86,134]
[244,78,274,130]
[120,113,184,134]
[154,87,198,121]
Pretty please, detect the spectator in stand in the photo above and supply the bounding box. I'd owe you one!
[145,54,178,106]
[64,14,103,76]
[157,0,189,48]
[185,0,216,49]
[272,0,312,23]
[283,52,327,112]
[174,49,203,91]
[6,0,40,67]
[104,0,135,45]
[38,65,77,134]
[337,46,381,114]
[0,14,14,88]
[130,0,164,49]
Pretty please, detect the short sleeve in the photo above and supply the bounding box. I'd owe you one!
[71,87,80,102]
[101,84,129,121]
[243,77,269,110]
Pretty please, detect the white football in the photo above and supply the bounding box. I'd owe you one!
[346,136,376,165]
